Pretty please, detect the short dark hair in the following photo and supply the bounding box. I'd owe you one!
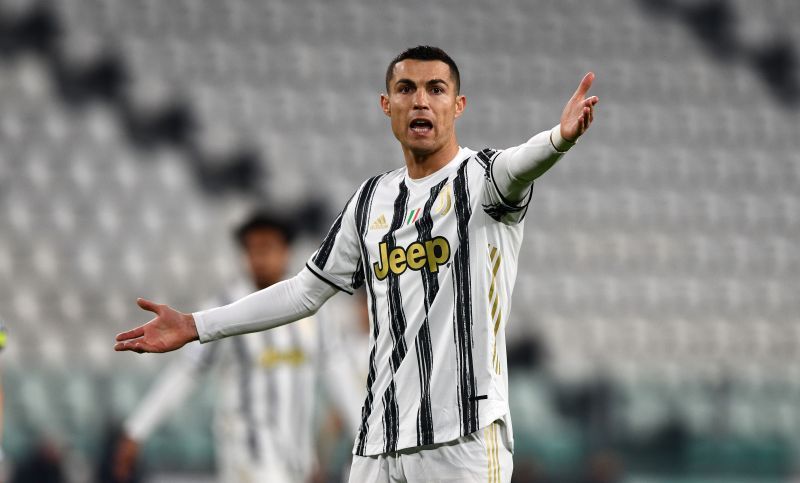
[234,211,296,247]
[385,45,461,94]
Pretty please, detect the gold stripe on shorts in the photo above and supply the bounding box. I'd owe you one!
[493,422,500,482]
[485,422,501,482]
[485,425,493,482]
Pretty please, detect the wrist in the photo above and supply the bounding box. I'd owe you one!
[184,313,199,342]
[551,124,576,153]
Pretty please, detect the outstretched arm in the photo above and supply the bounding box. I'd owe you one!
[493,72,599,201]
[115,267,339,353]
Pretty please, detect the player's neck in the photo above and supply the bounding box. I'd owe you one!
[402,141,461,180]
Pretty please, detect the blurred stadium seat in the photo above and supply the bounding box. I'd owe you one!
[0,0,798,480]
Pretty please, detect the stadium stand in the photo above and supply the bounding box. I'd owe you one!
[0,0,798,480]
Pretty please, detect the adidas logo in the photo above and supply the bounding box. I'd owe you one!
[370,214,388,230]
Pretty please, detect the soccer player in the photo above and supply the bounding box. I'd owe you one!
[113,212,362,483]
[115,45,598,482]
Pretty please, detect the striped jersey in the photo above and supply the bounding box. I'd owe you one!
[205,309,320,479]
[306,146,530,456]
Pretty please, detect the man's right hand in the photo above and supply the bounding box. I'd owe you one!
[115,298,199,353]
[112,433,140,482]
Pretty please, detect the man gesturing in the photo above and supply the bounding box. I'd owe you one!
[117,46,597,482]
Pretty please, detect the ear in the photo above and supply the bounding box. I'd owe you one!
[380,93,391,117]
[454,94,466,119]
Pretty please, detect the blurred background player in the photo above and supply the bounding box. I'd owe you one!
[112,212,362,483]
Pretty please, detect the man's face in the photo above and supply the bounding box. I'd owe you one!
[381,60,465,156]
[242,227,290,290]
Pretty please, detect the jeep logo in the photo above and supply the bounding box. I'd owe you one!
[373,236,451,281]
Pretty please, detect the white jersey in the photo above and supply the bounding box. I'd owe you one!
[126,284,363,483]
[306,146,529,456]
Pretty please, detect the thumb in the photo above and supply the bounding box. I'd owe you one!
[137,297,161,314]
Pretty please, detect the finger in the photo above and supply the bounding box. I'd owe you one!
[589,105,594,124]
[137,297,161,314]
[115,340,139,351]
[573,72,595,99]
[115,339,152,353]
[116,325,145,341]
[584,96,599,107]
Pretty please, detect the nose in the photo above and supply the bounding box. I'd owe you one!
[413,89,429,110]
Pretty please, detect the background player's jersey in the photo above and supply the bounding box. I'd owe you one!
[307,147,528,456]
[126,284,362,483]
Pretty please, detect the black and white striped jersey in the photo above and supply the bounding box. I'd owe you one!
[306,146,531,456]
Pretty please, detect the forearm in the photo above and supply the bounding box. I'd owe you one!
[322,359,364,436]
[492,125,575,202]
[318,325,363,435]
[124,361,199,441]
[193,267,338,342]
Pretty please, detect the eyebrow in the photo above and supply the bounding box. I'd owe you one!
[394,78,451,88]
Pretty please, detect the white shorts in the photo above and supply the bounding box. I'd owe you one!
[215,418,310,483]
[349,419,513,483]
[216,437,306,483]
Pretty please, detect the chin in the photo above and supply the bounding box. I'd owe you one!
[406,140,439,155]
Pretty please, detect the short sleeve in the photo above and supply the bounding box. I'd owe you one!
[306,182,371,295]
[477,148,533,225]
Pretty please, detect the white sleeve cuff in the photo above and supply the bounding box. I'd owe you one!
[550,124,576,153]
[192,310,211,343]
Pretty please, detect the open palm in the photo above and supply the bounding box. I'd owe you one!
[114,298,198,353]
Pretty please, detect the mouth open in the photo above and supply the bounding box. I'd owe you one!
[409,118,433,135]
